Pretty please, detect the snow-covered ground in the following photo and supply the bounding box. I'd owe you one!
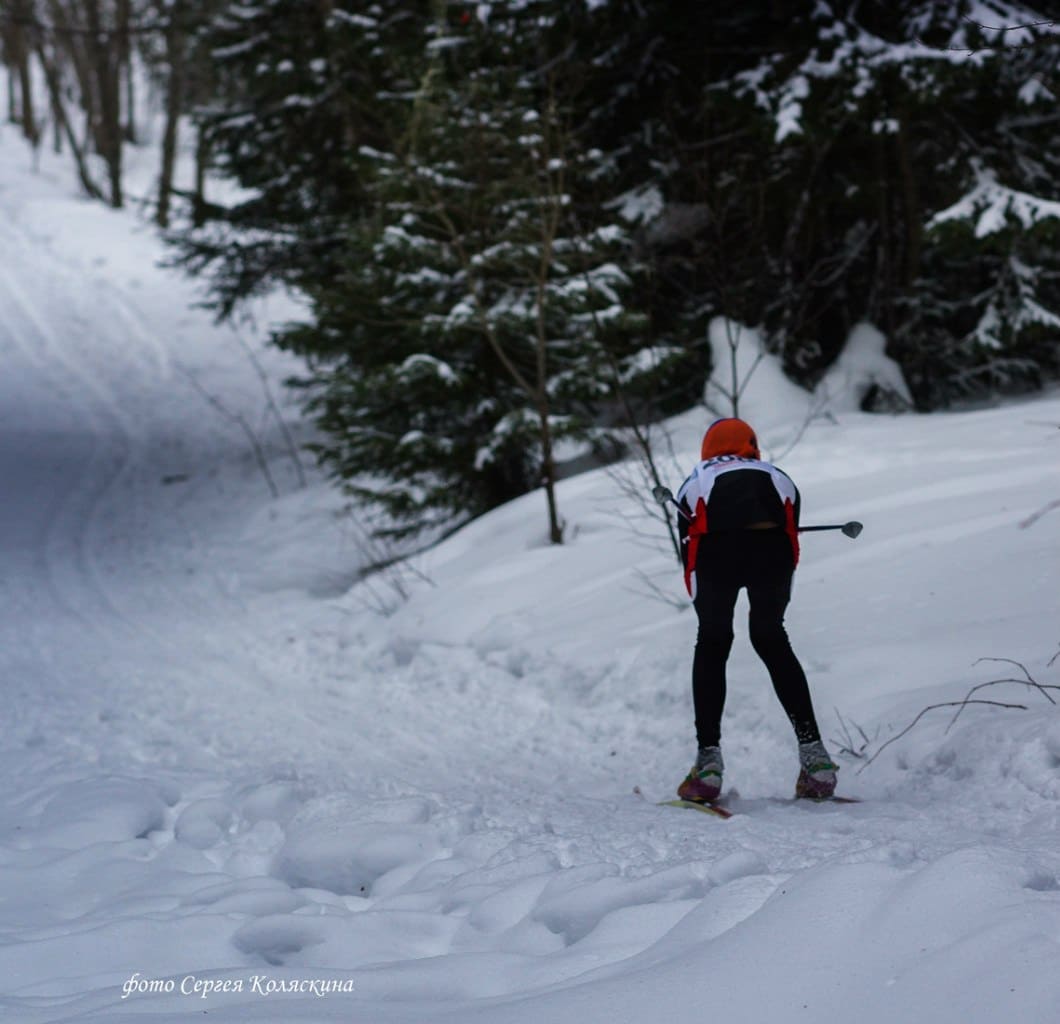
[1,125,1059,1024]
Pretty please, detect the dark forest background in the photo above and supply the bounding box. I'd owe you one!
[3,1,1058,539]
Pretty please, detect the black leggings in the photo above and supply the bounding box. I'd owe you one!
[691,530,821,748]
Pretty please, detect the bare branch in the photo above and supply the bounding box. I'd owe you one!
[960,14,1057,35]
[231,328,308,489]
[178,366,279,498]
[769,389,833,463]
[946,676,1058,733]
[624,567,688,611]
[344,510,435,617]
[859,699,1029,772]
[830,708,877,760]
[972,656,1035,683]
[1020,498,1060,529]
[915,15,1059,54]
[861,655,1059,771]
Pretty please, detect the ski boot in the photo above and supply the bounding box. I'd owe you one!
[677,745,724,803]
[796,740,838,799]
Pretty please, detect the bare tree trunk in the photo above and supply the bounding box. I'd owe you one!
[44,0,105,178]
[533,239,563,542]
[36,37,104,198]
[51,96,62,151]
[532,94,565,544]
[895,109,921,288]
[81,0,124,207]
[7,3,39,144]
[6,66,15,123]
[192,123,209,226]
[728,320,740,419]
[536,402,563,544]
[156,0,186,227]
[47,0,96,124]
[116,0,135,142]
[19,54,39,147]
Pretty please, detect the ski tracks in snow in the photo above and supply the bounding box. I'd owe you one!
[0,188,301,762]
[0,256,134,629]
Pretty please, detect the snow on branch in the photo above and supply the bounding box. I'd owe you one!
[929,164,1060,237]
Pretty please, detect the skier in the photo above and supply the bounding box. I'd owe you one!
[673,417,838,802]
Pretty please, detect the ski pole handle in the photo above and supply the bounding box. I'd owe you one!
[652,484,692,522]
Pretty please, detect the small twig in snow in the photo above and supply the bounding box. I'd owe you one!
[831,708,876,760]
[232,330,308,489]
[179,367,279,498]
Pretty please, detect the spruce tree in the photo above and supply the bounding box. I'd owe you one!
[563,0,1060,405]
[277,2,654,542]
[171,0,430,314]
[159,0,1060,535]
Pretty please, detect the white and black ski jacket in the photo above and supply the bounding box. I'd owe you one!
[676,456,801,595]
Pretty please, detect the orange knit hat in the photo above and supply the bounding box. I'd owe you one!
[701,418,760,461]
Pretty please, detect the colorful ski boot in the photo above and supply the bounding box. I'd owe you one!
[796,740,838,799]
[677,745,724,803]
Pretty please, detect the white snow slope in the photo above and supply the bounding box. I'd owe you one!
[1,130,1059,1024]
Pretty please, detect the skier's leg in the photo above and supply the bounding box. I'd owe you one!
[745,575,822,745]
[691,573,739,748]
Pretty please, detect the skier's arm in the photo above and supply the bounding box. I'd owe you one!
[675,476,696,573]
[674,495,691,573]
[775,467,801,528]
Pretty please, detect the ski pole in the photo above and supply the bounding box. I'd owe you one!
[651,485,863,538]
[799,521,863,538]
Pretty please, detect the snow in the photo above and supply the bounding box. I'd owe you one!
[1018,77,1054,105]
[1,123,1060,1024]
[621,345,684,381]
[398,353,460,384]
[930,163,1060,237]
[751,14,1035,139]
[609,184,664,225]
[774,74,810,143]
[703,316,818,447]
[816,322,913,412]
